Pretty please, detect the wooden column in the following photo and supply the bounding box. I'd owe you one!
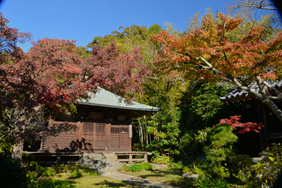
[144,153,148,163]
[107,123,111,151]
[258,103,268,151]
[129,153,132,163]
[129,124,132,151]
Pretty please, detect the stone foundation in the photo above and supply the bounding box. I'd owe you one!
[81,152,123,173]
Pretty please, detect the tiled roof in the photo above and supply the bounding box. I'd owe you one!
[220,80,282,102]
[76,87,159,112]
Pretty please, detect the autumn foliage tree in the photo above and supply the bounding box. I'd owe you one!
[0,13,149,159]
[220,115,264,134]
[151,12,282,123]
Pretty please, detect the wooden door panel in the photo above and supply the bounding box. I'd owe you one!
[110,133,119,150]
[110,125,130,151]
[81,122,95,151]
[120,126,129,149]
[95,123,106,150]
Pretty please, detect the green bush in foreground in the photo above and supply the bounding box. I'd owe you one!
[199,179,229,188]
[254,143,282,187]
[152,154,171,164]
[42,167,56,177]
[28,178,76,188]
[141,162,153,170]
[26,163,97,187]
[190,124,256,187]
[69,169,83,178]
[0,153,27,188]
[124,162,153,172]
[170,161,184,169]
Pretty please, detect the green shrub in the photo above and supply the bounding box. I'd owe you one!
[26,161,45,176]
[199,179,229,188]
[141,162,153,170]
[170,161,184,169]
[124,162,153,172]
[28,178,76,188]
[26,163,97,187]
[84,169,98,176]
[22,152,36,167]
[53,164,97,176]
[26,170,38,184]
[182,166,190,173]
[195,124,255,186]
[123,164,131,171]
[152,154,171,164]
[54,164,70,173]
[254,143,282,187]
[69,169,83,178]
[64,163,88,172]
[129,163,143,172]
[0,131,14,156]
[182,164,197,174]
[0,153,27,188]
[227,154,254,184]
[202,124,238,179]
[42,167,56,177]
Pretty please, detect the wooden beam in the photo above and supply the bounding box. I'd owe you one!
[118,159,145,162]
[267,132,282,138]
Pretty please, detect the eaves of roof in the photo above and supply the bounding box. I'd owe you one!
[220,80,282,102]
[76,87,159,112]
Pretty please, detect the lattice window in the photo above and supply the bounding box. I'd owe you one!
[120,127,128,133]
[41,138,47,149]
[111,127,119,133]
[83,123,94,131]
[96,124,105,133]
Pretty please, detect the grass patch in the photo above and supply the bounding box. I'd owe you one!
[53,173,143,188]
[120,167,197,187]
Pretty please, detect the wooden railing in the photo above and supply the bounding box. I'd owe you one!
[116,151,151,163]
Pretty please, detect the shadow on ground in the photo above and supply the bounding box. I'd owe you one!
[28,178,77,188]
[93,180,143,188]
[139,169,181,178]
[124,169,197,188]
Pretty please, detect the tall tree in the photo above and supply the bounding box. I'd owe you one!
[151,13,282,123]
[0,13,149,160]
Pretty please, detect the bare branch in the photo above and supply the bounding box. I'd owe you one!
[183,52,223,75]
[263,80,282,97]
[255,75,267,95]
[229,0,277,11]
[195,57,223,75]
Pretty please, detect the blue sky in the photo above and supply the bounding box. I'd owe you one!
[1,0,234,52]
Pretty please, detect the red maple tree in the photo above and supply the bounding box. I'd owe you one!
[151,13,282,123]
[0,13,149,159]
[220,115,263,134]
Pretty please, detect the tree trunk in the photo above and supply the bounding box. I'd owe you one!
[263,97,282,122]
[12,140,24,161]
[145,123,149,146]
[12,111,26,161]
[138,118,144,150]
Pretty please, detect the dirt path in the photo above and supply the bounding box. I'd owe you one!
[102,172,182,188]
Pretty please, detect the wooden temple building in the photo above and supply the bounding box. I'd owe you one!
[220,80,282,154]
[27,88,159,169]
